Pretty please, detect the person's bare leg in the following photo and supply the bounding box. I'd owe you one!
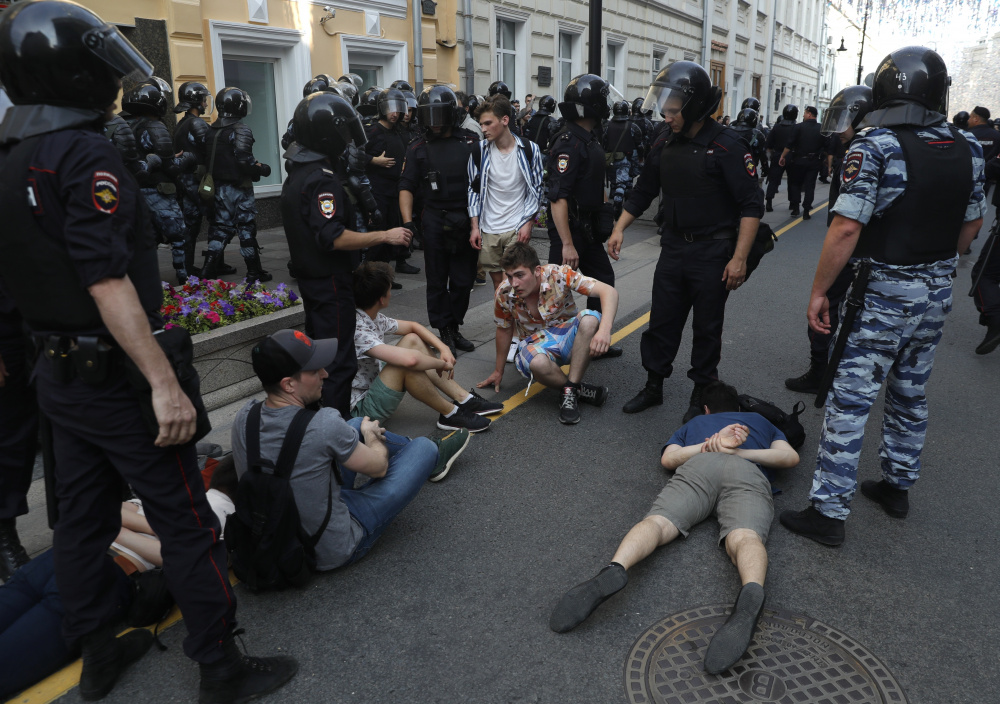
[490,271,504,290]
[528,354,569,389]
[378,364,456,416]
[567,315,598,384]
[611,515,680,570]
[394,332,471,402]
[724,528,768,586]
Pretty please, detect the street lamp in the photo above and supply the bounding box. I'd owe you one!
[837,38,847,52]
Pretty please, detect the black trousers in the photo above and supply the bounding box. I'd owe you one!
[34,358,235,661]
[765,154,785,201]
[297,273,358,418]
[421,208,478,330]
[973,230,1000,325]
[0,313,36,521]
[786,157,821,211]
[368,186,406,263]
[546,224,616,312]
[808,267,854,365]
[640,237,732,384]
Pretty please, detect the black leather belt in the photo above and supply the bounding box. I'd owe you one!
[674,228,737,243]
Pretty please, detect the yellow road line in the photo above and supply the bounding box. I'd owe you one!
[774,201,829,237]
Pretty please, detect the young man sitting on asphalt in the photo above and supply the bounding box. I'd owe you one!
[353,261,502,433]
[478,242,618,424]
[231,329,471,573]
[549,381,799,674]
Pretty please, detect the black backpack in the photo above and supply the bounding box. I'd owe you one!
[738,394,806,450]
[225,403,339,591]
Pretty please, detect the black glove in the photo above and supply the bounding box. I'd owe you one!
[402,221,419,239]
[369,209,385,231]
[144,153,162,172]
[258,162,272,177]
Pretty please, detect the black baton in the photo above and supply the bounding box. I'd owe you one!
[814,260,872,409]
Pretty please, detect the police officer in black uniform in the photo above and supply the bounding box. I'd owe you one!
[785,85,872,393]
[952,110,970,129]
[200,86,273,282]
[546,74,620,323]
[631,96,655,156]
[120,77,199,282]
[489,80,521,137]
[764,104,798,211]
[608,61,763,420]
[173,81,215,277]
[779,105,825,218]
[968,106,998,161]
[523,95,558,152]
[282,92,413,416]
[398,86,480,354]
[729,107,769,181]
[0,3,297,700]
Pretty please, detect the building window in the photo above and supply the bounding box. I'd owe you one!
[558,32,577,100]
[606,40,624,91]
[222,58,281,188]
[340,36,408,96]
[710,60,725,120]
[652,50,664,75]
[497,19,518,97]
[752,74,761,101]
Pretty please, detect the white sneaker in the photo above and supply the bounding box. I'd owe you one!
[506,338,519,364]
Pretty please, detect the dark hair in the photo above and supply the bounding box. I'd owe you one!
[478,94,511,123]
[701,381,740,413]
[455,90,468,107]
[210,454,239,500]
[499,242,541,272]
[353,261,395,309]
[805,105,818,116]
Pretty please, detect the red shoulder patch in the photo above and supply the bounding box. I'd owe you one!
[744,153,757,178]
[317,192,337,219]
[556,153,570,173]
[91,171,119,214]
[842,151,865,184]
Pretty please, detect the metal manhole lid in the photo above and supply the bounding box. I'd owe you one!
[624,604,908,704]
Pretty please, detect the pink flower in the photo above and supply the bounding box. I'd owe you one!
[205,312,221,323]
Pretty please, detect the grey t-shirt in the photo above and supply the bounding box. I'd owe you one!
[231,400,364,570]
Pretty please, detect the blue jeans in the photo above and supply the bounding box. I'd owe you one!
[339,418,437,563]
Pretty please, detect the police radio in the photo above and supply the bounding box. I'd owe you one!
[426,171,442,192]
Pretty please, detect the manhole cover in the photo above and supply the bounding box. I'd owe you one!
[624,605,908,704]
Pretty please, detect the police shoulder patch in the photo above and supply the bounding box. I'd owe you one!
[91,171,119,214]
[744,153,757,177]
[318,192,337,219]
[557,153,570,173]
[842,151,865,184]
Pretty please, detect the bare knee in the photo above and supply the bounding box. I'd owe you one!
[528,354,554,374]
[397,333,426,351]
[578,314,599,334]
[643,515,677,545]
[724,528,763,561]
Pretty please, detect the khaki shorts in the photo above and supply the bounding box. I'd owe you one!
[479,229,519,272]
[645,453,774,543]
[351,376,404,422]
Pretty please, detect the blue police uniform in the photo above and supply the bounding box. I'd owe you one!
[0,124,236,661]
[174,112,213,271]
[810,123,986,519]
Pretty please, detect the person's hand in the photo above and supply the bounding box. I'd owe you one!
[384,227,412,247]
[717,423,749,449]
[517,220,533,243]
[402,221,419,240]
[437,351,456,380]
[723,257,747,291]
[477,369,503,393]
[0,351,7,389]
[607,230,624,261]
[562,243,580,269]
[470,227,483,250]
[808,293,832,335]
[702,432,739,455]
[360,417,386,445]
[590,329,611,357]
[151,383,197,447]
[373,151,395,168]
[778,156,786,167]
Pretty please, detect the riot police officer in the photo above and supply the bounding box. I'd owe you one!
[281,92,412,415]
[780,46,985,546]
[105,112,160,187]
[489,80,521,136]
[546,74,620,323]
[730,107,769,181]
[120,78,199,283]
[952,110,970,129]
[968,106,998,161]
[399,86,480,353]
[779,105,825,218]
[785,85,872,394]
[630,97,654,160]
[608,61,763,420]
[523,95,558,152]
[173,80,214,276]
[764,104,798,211]
[199,86,272,282]
[603,100,643,218]
[0,2,297,699]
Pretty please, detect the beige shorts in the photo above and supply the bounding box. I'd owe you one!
[479,229,519,272]
[645,453,774,543]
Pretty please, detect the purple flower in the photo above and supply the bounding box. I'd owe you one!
[181,305,191,315]
[288,291,299,303]
[187,276,200,286]
[198,302,211,312]
[274,300,284,308]
[221,303,235,316]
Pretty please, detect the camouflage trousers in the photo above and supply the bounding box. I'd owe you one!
[607,152,637,199]
[809,257,957,520]
[207,183,257,260]
[140,187,187,274]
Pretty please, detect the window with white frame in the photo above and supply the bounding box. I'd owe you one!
[652,50,664,75]
[606,40,625,91]
[558,32,577,99]
[497,19,518,97]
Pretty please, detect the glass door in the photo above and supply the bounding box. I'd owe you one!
[222,57,282,187]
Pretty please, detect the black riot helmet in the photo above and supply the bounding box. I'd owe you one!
[175,81,212,115]
[488,81,512,99]
[734,108,759,129]
[303,73,336,97]
[612,100,631,120]
[741,97,761,112]
[358,87,383,117]
[122,76,171,118]
[466,94,483,115]
[872,45,950,114]
[782,104,799,121]
[378,88,407,118]
[952,110,970,129]
[820,85,873,136]
[390,79,413,92]
[292,92,367,161]
[642,61,721,126]
[216,87,251,120]
[0,0,153,109]
[559,74,611,121]
[402,90,417,112]
[339,73,364,89]
[417,84,458,129]
[631,97,646,116]
[537,95,556,115]
[337,80,359,107]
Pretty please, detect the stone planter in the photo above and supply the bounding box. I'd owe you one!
[192,305,305,411]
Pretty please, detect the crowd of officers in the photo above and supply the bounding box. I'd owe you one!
[0,0,994,699]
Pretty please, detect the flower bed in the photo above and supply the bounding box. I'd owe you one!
[161,277,300,334]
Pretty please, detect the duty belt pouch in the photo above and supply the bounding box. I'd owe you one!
[72,336,113,385]
[43,336,74,384]
[156,181,177,196]
[123,327,212,445]
[199,131,220,203]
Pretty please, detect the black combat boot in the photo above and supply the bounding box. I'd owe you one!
[243,253,272,284]
[201,249,237,276]
[765,199,773,212]
[623,373,663,414]
[199,630,298,704]
[450,325,475,352]
[200,250,223,280]
[682,383,708,424]
[0,519,29,583]
[860,480,909,518]
[79,623,154,701]
[438,327,457,357]
[784,361,825,394]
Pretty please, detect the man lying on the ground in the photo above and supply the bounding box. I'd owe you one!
[477,242,618,425]
[550,381,799,674]
[352,261,502,433]
[232,329,471,575]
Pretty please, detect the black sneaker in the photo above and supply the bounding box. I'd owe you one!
[430,429,471,482]
[458,389,504,415]
[803,210,812,220]
[779,506,845,546]
[558,385,581,424]
[199,631,298,704]
[391,281,403,290]
[790,208,800,218]
[437,406,490,433]
[593,345,623,359]
[578,382,608,407]
[860,479,909,518]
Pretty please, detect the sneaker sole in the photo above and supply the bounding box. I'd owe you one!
[429,431,471,482]
[558,415,581,425]
[472,407,504,416]
[436,419,490,433]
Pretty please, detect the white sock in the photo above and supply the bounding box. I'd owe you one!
[459,393,473,404]
[444,406,458,418]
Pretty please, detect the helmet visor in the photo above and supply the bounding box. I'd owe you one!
[82,24,153,83]
[381,98,408,115]
[417,104,454,128]
[642,82,693,119]
[819,104,854,136]
[243,94,253,116]
[343,111,368,147]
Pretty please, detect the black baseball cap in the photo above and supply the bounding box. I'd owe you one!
[251,329,338,385]
[973,106,991,120]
